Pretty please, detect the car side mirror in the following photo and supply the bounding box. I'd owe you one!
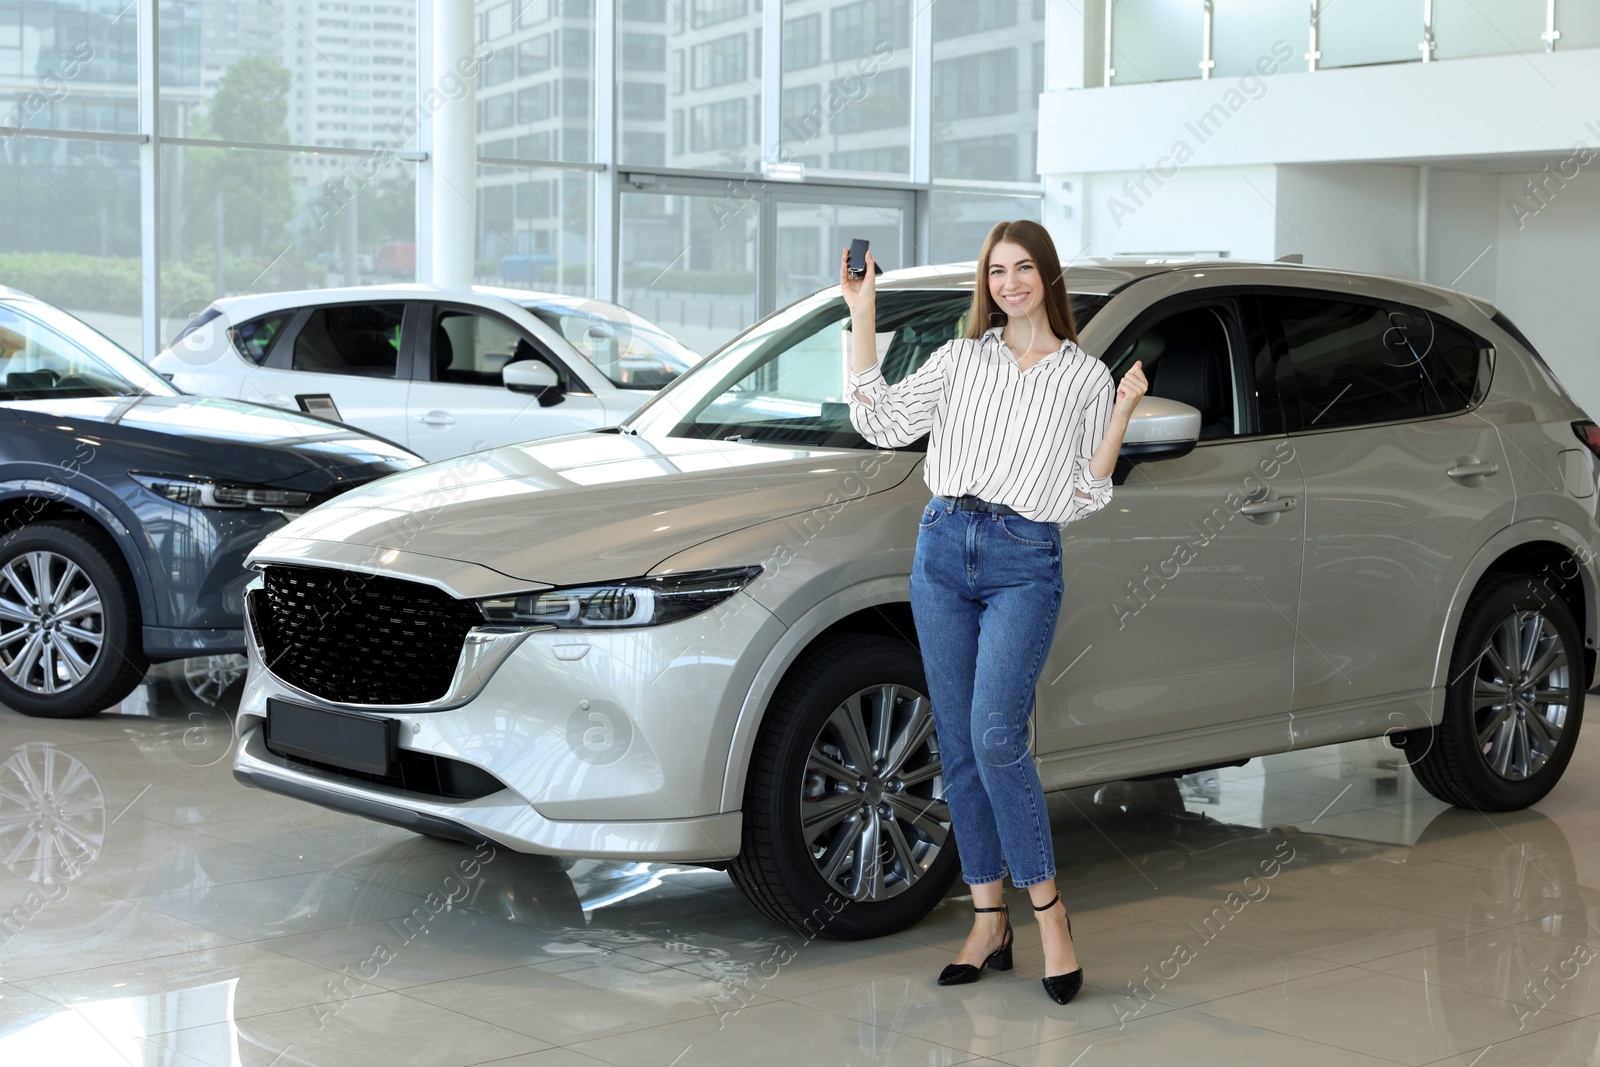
[1120,396,1201,461]
[504,359,560,395]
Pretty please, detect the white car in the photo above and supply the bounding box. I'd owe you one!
[153,285,700,461]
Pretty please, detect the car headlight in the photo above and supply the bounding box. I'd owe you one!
[478,566,762,629]
[131,473,313,511]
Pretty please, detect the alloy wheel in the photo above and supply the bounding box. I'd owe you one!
[0,551,105,695]
[799,683,949,902]
[1472,609,1571,781]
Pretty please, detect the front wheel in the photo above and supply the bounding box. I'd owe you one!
[729,634,958,939]
[1405,574,1585,810]
[0,523,147,718]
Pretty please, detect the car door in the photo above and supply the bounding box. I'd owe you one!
[1260,291,1513,719]
[239,301,415,445]
[407,300,611,460]
[1035,294,1306,765]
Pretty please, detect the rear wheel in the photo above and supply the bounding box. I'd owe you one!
[0,523,146,718]
[1406,574,1584,810]
[730,634,958,939]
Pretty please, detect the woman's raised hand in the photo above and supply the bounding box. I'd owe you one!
[1114,359,1149,421]
[840,247,876,315]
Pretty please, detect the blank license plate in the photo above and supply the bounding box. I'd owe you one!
[266,698,396,776]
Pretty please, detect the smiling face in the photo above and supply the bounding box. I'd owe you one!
[986,240,1043,323]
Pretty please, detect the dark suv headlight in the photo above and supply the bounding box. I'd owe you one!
[131,473,313,512]
[477,566,761,629]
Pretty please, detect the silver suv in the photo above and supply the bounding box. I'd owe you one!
[232,260,1598,940]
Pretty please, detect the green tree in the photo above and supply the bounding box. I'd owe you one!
[183,56,295,258]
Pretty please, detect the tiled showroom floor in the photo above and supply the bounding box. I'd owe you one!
[4,667,1600,1066]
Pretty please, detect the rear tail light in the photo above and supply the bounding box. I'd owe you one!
[1573,421,1600,459]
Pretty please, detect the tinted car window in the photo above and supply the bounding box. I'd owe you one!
[232,311,294,365]
[1265,295,1488,430]
[1385,307,1490,413]
[292,304,403,378]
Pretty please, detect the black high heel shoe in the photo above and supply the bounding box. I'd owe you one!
[937,903,1013,986]
[1033,893,1083,1004]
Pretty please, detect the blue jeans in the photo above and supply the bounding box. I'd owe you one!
[910,497,1064,888]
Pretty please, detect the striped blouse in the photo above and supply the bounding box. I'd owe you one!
[847,327,1115,524]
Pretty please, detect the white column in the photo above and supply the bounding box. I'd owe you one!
[137,0,159,359]
[430,0,476,288]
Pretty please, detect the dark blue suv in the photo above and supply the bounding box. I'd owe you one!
[0,288,422,718]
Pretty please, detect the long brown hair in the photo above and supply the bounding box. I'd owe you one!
[963,219,1078,345]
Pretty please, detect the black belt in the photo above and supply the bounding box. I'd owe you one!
[938,494,1020,517]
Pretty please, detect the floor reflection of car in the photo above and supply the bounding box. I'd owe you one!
[0,288,424,719]
[230,259,1598,940]
[152,285,703,461]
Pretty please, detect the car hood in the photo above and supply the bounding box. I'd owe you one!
[252,431,921,590]
[6,394,421,489]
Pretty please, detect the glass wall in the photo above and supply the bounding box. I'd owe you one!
[618,0,761,173]
[1110,0,1203,86]
[475,163,593,295]
[931,0,1045,183]
[1433,0,1545,60]
[474,0,599,296]
[779,0,913,177]
[7,0,1073,358]
[0,0,140,135]
[1213,0,1306,76]
[1556,5,1600,50]
[1117,0,1596,74]
[0,139,141,350]
[927,190,1041,266]
[160,0,418,150]
[1318,0,1421,69]
[161,146,417,338]
[0,2,142,347]
[475,0,594,163]
[619,190,757,356]
[773,198,905,307]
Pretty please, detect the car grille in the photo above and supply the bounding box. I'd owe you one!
[250,564,484,705]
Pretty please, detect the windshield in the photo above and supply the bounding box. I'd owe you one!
[525,300,701,390]
[0,302,178,400]
[627,289,1110,450]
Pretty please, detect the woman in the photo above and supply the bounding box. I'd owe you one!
[841,220,1146,1004]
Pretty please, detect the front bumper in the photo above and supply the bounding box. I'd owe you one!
[232,581,786,862]
[232,726,742,859]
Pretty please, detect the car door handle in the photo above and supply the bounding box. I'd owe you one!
[1446,461,1499,480]
[261,393,295,408]
[416,411,456,427]
[1238,496,1298,515]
